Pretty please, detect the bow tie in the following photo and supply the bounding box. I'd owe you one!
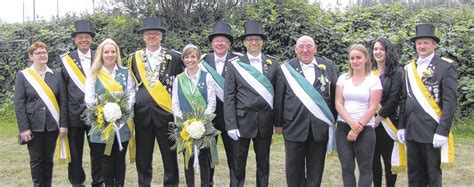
[249,57,261,63]
[215,57,225,63]
[80,54,90,60]
[417,58,430,65]
[301,63,314,69]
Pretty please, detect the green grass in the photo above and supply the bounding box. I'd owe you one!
[1,107,474,186]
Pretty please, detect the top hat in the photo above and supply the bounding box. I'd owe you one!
[139,17,167,34]
[239,21,267,40]
[410,23,440,43]
[208,21,234,44]
[72,20,95,37]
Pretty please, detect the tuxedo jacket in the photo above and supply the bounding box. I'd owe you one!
[274,57,337,142]
[60,50,95,128]
[201,51,240,131]
[224,54,278,138]
[14,69,68,132]
[399,55,457,143]
[377,68,403,123]
[128,47,184,128]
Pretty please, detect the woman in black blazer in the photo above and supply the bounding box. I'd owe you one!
[370,37,403,187]
[14,41,68,186]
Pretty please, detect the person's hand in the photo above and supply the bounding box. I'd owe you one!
[274,127,283,134]
[20,129,33,142]
[396,129,406,144]
[227,129,240,141]
[432,134,447,148]
[374,115,383,128]
[59,127,68,138]
[347,130,359,141]
[349,119,363,134]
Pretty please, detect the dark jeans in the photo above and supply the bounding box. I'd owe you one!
[27,130,58,187]
[93,140,128,186]
[373,125,397,187]
[336,122,375,187]
[184,148,212,187]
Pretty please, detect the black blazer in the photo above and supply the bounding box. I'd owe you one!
[202,51,240,131]
[399,55,457,143]
[128,48,184,128]
[60,50,95,128]
[224,54,278,138]
[14,69,68,132]
[377,67,403,123]
[274,57,337,142]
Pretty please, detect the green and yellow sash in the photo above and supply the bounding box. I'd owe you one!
[61,54,86,92]
[133,50,172,113]
[405,61,454,167]
[177,72,207,112]
[21,67,71,163]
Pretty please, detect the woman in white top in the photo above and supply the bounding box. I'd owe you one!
[335,44,382,187]
[171,44,216,187]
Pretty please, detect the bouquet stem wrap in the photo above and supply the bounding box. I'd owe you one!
[127,117,136,163]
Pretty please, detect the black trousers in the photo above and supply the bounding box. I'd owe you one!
[232,135,272,187]
[336,122,375,187]
[184,148,212,187]
[68,126,104,187]
[210,131,237,186]
[27,130,58,187]
[284,127,327,187]
[372,125,397,187]
[135,124,179,187]
[406,140,442,187]
[93,140,128,186]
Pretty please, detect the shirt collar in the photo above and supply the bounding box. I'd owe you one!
[214,52,228,62]
[299,58,317,67]
[185,67,201,80]
[247,52,262,62]
[101,64,119,74]
[146,47,162,57]
[30,65,54,74]
[79,49,91,59]
[417,53,435,65]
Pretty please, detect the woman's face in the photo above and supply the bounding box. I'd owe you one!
[102,44,117,66]
[349,49,367,72]
[184,51,199,69]
[373,41,386,63]
[29,47,48,65]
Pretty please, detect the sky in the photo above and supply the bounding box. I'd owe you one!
[0,0,350,23]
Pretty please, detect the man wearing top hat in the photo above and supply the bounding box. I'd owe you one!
[397,23,457,186]
[224,20,278,187]
[200,21,242,186]
[60,20,104,187]
[127,17,183,187]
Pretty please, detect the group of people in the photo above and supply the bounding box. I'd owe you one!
[14,15,457,187]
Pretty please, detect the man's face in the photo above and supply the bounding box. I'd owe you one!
[295,38,316,64]
[74,33,92,52]
[143,30,163,48]
[211,36,231,56]
[415,38,437,58]
[243,35,263,54]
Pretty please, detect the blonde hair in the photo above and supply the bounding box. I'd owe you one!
[347,44,372,77]
[181,44,201,61]
[89,38,123,78]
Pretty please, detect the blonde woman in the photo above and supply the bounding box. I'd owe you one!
[335,44,382,187]
[84,38,135,186]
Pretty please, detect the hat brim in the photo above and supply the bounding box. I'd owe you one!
[239,34,267,41]
[139,28,167,34]
[208,33,234,45]
[410,36,440,43]
[71,32,95,38]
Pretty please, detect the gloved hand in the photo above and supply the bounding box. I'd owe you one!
[227,129,240,141]
[396,129,406,144]
[432,134,447,148]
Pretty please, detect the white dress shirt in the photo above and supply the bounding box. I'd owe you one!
[416,53,435,77]
[300,58,317,84]
[146,47,162,72]
[78,49,92,77]
[247,52,263,73]
[171,67,217,120]
[214,52,227,75]
[85,65,136,110]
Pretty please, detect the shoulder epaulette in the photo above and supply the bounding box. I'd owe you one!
[265,54,277,60]
[60,52,70,58]
[171,49,182,55]
[441,57,455,64]
[232,52,244,56]
[200,54,208,61]
[229,56,240,62]
[403,59,416,66]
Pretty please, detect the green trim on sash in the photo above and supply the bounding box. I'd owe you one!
[178,73,207,112]
[201,60,224,89]
[236,61,274,96]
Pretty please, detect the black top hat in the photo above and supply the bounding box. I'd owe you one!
[208,21,234,44]
[139,17,166,34]
[239,21,267,40]
[410,23,440,43]
[72,20,95,37]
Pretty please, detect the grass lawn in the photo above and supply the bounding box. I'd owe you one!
[1,112,473,186]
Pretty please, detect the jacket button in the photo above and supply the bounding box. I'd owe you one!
[40,107,45,110]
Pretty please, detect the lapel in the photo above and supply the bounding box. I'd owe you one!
[43,71,55,92]
[207,54,216,69]
[71,50,86,75]
[313,57,322,87]
[261,54,270,78]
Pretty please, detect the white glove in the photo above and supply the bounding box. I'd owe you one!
[227,129,240,141]
[396,129,406,144]
[433,134,447,148]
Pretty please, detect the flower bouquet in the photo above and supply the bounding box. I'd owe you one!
[82,91,132,156]
[169,111,220,170]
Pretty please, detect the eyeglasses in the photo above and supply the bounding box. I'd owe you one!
[32,51,48,56]
[296,45,315,50]
[244,38,262,42]
[212,40,229,44]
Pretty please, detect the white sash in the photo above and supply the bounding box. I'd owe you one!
[199,63,224,101]
[61,54,86,93]
[231,61,273,108]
